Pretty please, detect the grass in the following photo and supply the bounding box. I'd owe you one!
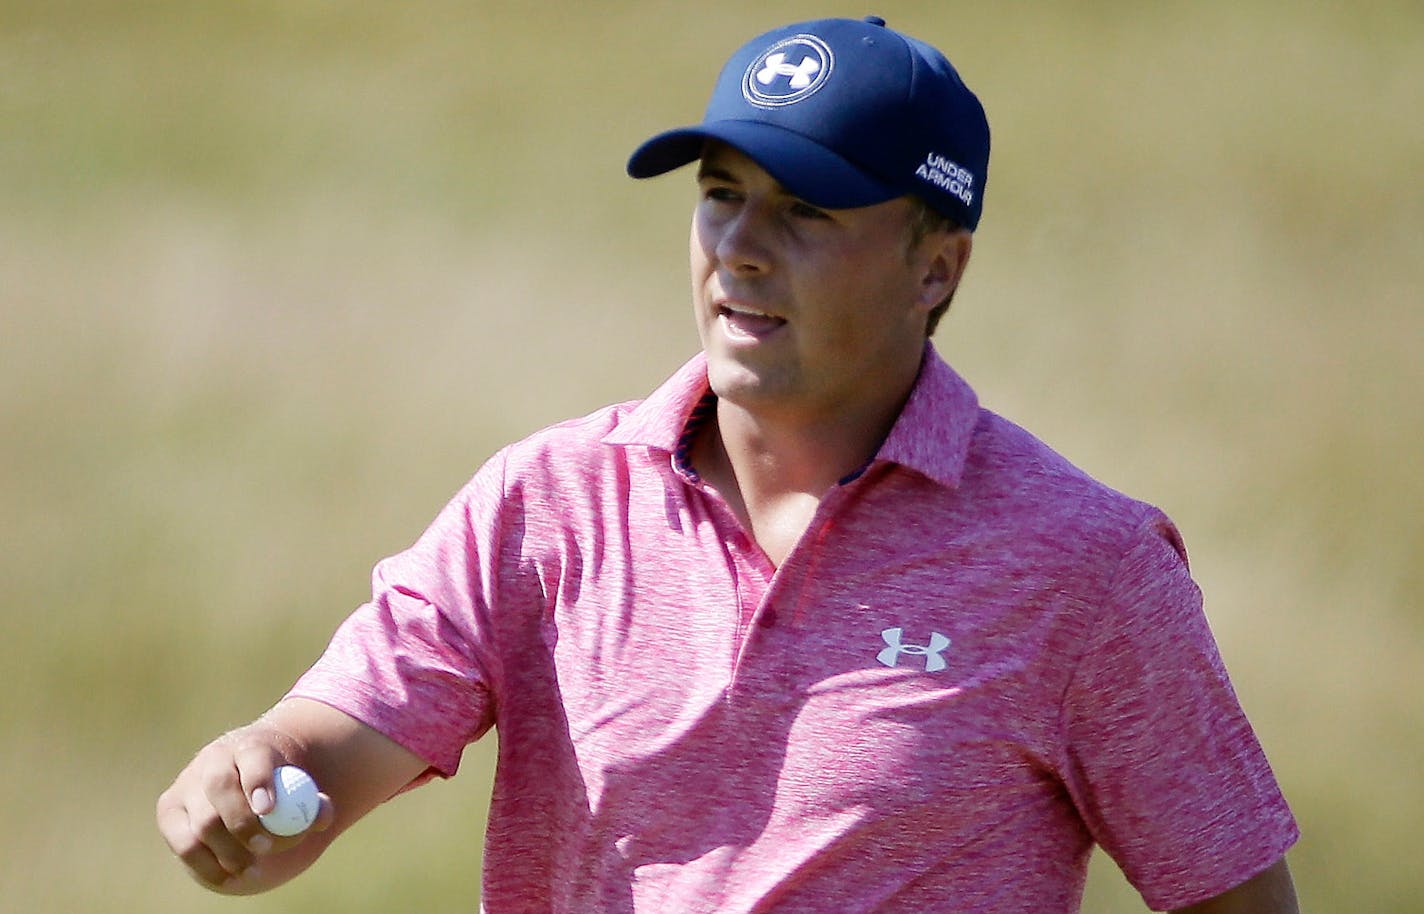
[2,1,1421,910]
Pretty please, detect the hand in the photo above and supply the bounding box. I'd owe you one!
[156,723,336,894]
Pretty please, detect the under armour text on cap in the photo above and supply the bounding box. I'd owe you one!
[627,16,990,230]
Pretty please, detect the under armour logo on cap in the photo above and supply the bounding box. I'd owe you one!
[742,35,833,107]
[756,52,820,89]
[878,627,951,673]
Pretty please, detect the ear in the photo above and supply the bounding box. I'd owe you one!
[915,229,973,312]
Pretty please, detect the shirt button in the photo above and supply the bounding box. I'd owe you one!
[758,609,778,628]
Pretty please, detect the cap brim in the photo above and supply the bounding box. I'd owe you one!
[626,120,900,210]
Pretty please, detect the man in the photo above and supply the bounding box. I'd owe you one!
[157,16,1299,912]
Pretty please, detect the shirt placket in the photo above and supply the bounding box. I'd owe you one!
[721,483,858,695]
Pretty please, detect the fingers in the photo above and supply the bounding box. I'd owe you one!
[314,792,336,832]
[156,726,317,892]
[157,783,235,889]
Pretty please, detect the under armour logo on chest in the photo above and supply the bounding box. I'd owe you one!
[878,627,951,673]
[756,52,821,89]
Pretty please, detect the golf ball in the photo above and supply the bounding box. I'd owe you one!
[258,765,320,837]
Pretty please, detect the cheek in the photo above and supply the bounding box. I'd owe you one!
[808,259,923,349]
[818,251,913,311]
[689,216,716,288]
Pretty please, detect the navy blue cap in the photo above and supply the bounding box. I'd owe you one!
[627,16,990,230]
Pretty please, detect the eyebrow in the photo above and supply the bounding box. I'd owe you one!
[694,149,818,205]
[695,163,801,202]
[695,164,740,184]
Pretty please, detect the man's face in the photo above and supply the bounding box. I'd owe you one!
[690,143,949,423]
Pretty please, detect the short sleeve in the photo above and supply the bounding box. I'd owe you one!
[287,449,511,779]
[1059,512,1298,910]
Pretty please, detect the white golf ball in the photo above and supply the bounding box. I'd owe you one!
[258,765,320,837]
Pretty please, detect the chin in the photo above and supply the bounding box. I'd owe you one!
[705,355,795,409]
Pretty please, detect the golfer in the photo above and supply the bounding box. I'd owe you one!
[158,16,1299,913]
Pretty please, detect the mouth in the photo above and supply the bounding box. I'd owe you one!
[716,301,788,340]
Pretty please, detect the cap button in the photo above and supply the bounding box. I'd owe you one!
[863,15,887,27]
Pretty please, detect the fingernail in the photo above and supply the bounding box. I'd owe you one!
[250,787,273,814]
[249,834,272,854]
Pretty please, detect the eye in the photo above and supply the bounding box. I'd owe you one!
[701,184,741,203]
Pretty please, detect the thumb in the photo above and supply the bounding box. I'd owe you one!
[231,739,287,816]
[248,783,275,816]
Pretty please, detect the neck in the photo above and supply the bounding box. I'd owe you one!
[689,378,912,567]
[713,398,889,495]
[695,350,923,500]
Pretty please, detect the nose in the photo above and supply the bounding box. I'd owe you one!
[711,200,773,276]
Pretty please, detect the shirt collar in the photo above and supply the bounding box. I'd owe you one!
[875,342,981,489]
[602,343,980,490]
[601,351,713,457]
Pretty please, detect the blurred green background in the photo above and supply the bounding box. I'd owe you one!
[3,1,1420,910]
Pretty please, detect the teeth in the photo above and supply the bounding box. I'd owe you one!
[723,304,776,318]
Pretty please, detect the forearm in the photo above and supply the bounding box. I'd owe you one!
[260,697,430,830]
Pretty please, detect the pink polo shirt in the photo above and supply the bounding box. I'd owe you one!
[290,345,1297,912]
